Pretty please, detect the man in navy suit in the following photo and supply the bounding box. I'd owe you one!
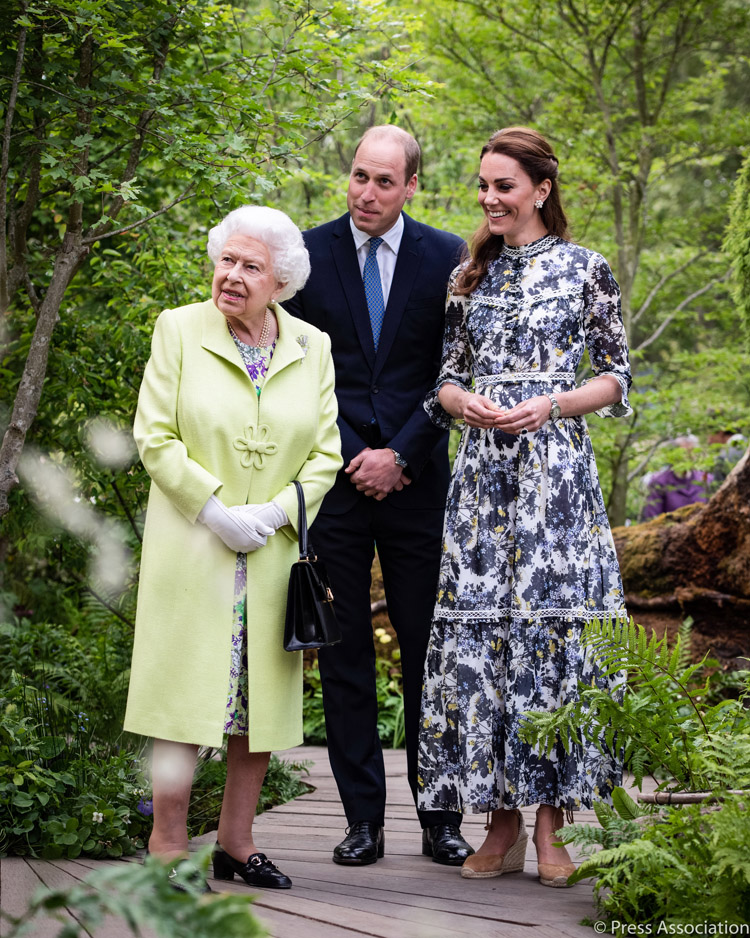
[284,126,473,866]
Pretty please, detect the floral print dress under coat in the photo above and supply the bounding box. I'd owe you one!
[224,331,276,736]
[417,235,631,815]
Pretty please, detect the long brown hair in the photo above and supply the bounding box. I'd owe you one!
[455,127,569,296]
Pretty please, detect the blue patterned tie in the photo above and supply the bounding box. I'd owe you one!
[363,237,385,350]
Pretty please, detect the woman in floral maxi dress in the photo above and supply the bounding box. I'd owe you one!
[417,128,631,887]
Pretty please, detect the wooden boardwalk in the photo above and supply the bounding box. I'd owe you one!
[1,746,606,938]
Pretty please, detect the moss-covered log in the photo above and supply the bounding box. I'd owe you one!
[613,445,750,666]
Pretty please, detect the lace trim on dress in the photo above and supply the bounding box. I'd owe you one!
[475,371,576,387]
[501,234,560,258]
[433,607,628,622]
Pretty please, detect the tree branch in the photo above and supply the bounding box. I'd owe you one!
[0,19,28,314]
[81,181,197,245]
[83,585,134,629]
[110,477,142,545]
[633,251,707,325]
[634,271,730,352]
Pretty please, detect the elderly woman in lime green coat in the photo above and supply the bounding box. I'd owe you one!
[124,206,341,891]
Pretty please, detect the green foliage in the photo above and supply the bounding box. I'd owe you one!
[521,617,750,926]
[0,608,134,747]
[0,677,152,859]
[589,346,750,521]
[725,149,750,350]
[303,652,405,748]
[0,610,317,858]
[565,788,750,926]
[520,617,750,792]
[0,847,267,938]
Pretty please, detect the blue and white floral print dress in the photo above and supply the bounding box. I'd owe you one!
[224,330,276,736]
[417,235,631,815]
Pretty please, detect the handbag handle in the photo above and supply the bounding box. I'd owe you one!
[292,480,313,561]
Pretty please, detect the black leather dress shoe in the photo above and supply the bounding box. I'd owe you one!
[332,821,385,865]
[212,844,292,889]
[422,824,475,866]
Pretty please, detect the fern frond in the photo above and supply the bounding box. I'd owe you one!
[676,617,693,670]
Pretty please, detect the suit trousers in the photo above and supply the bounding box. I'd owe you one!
[313,495,461,829]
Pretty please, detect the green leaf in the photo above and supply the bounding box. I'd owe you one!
[56,832,79,846]
[612,786,641,821]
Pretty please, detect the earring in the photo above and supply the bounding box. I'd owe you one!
[534,199,544,209]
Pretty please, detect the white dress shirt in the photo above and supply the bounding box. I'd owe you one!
[350,214,404,308]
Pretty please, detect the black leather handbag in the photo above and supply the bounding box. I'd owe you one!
[283,480,341,652]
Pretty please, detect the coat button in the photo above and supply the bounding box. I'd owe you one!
[372,386,379,394]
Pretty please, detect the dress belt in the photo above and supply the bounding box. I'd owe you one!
[474,371,576,387]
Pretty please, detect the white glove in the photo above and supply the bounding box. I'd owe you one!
[232,501,289,531]
[197,495,275,553]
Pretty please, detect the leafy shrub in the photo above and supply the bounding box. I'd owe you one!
[522,618,750,927]
[0,677,151,858]
[565,787,750,927]
[0,610,134,748]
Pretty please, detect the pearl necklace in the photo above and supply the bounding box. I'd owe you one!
[228,308,270,347]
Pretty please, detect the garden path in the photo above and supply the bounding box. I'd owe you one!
[1,745,638,937]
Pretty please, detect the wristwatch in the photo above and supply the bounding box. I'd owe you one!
[547,395,562,422]
[390,449,408,469]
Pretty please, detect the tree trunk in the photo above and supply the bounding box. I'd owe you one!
[614,445,750,666]
[0,244,86,518]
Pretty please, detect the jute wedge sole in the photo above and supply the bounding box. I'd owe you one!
[537,861,576,887]
[460,810,528,879]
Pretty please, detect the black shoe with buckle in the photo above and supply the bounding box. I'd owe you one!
[212,844,292,889]
[332,821,384,865]
[422,824,474,866]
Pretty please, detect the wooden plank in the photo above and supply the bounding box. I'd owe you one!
[247,863,596,925]
[27,859,161,938]
[1,749,609,938]
[249,904,364,938]
[0,858,78,938]
[248,891,483,938]
[261,879,545,937]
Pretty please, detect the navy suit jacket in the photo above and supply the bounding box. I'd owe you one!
[284,211,464,513]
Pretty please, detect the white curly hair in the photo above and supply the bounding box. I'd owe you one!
[207,205,310,302]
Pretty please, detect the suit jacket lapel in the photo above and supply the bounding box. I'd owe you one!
[201,300,303,383]
[331,214,377,368]
[373,213,423,376]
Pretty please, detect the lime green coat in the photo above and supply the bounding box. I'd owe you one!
[124,300,342,751]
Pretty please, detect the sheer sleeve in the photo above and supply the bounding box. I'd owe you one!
[580,253,633,418]
[424,268,474,428]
